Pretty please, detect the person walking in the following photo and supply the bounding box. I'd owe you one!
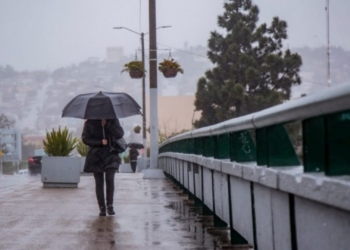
[129,147,139,173]
[82,119,124,216]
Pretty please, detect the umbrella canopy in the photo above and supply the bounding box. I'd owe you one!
[127,142,144,149]
[62,91,142,119]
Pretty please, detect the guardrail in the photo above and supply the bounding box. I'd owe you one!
[159,83,350,176]
[158,83,350,249]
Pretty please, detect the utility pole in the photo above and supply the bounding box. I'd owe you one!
[143,0,165,178]
[326,0,331,87]
[141,32,147,156]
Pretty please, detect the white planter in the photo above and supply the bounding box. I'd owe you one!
[80,157,86,173]
[41,156,81,188]
[119,163,133,173]
[137,157,150,172]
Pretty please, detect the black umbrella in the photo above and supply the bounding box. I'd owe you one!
[127,142,144,149]
[62,91,142,119]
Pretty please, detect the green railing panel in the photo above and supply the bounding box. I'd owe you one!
[173,141,176,152]
[178,140,182,153]
[205,136,215,158]
[213,135,220,159]
[256,128,268,166]
[233,130,256,162]
[229,132,237,162]
[218,133,230,159]
[182,140,186,153]
[207,136,216,157]
[188,138,194,154]
[303,117,325,172]
[267,125,300,167]
[202,137,207,157]
[203,137,210,157]
[325,110,350,176]
[199,137,205,155]
[193,137,200,155]
[184,139,190,153]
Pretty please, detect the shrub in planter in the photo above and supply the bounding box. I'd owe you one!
[76,140,88,157]
[122,154,130,163]
[43,126,79,156]
[76,140,88,173]
[42,127,80,188]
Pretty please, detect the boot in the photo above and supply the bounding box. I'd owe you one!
[99,206,106,216]
[107,205,115,215]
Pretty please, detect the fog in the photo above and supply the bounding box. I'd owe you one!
[0,0,350,152]
[0,0,349,70]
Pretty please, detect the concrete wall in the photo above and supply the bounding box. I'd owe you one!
[230,176,254,245]
[295,196,350,250]
[202,167,214,211]
[194,164,202,201]
[159,152,350,250]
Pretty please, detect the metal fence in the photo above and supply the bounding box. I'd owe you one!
[159,83,350,176]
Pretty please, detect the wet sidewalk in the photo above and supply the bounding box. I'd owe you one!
[0,173,248,250]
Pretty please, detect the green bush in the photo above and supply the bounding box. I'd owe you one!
[76,140,88,156]
[43,126,79,156]
[122,154,130,163]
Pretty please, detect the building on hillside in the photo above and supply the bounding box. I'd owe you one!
[86,57,99,63]
[106,47,124,63]
[22,134,45,147]
[145,95,201,138]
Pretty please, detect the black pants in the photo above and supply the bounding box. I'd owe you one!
[130,161,137,173]
[93,168,116,208]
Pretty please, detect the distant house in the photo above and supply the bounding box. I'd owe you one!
[22,134,45,147]
[106,47,124,63]
[145,95,201,137]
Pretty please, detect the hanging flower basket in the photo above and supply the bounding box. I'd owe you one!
[158,59,184,78]
[133,125,141,133]
[121,60,146,79]
[129,70,144,79]
[161,68,178,78]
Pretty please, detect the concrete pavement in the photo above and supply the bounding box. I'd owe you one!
[0,173,244,250]
[0,174,39,190]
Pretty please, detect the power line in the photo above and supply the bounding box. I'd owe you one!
[157,42,207,58]
[142,36,208,58]
[155,42,208,59]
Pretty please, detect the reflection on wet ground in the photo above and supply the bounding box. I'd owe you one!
[165,195,230,248]
[0,174,40,190]
[0,174,252,250]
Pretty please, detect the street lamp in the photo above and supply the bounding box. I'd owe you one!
[113,25,171,160]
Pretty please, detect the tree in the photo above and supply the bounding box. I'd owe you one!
[0,114,15,129]
[0,65,16,79]
[194,0,302,128]
[0,114,15,154]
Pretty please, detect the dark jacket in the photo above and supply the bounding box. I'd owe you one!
[129,148,139,162]
[82,119,124,173]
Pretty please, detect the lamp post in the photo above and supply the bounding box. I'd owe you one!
[143,0,167,178]
[114,27,147,156]
[113,25,171,163]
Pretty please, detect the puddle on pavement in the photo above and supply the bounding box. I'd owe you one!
[164,182,253,250]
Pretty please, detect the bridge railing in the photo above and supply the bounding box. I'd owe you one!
[158,84,350,249]
[159,83,350,176]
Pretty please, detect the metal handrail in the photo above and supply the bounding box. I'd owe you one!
[160,83,350,147]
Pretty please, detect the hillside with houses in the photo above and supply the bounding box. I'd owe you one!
[1,45,349,148]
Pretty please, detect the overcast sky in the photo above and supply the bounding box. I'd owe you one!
[0,0,349,71]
